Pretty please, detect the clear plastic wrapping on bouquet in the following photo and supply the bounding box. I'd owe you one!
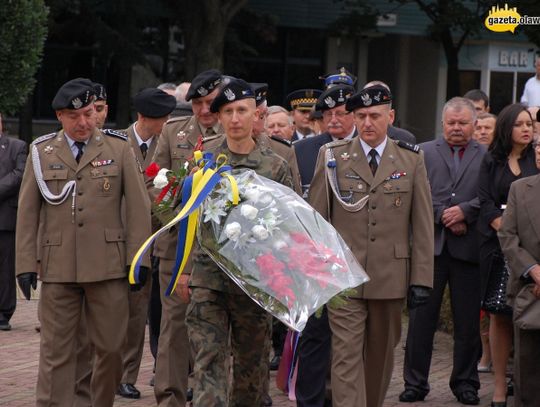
[197,169,369,332]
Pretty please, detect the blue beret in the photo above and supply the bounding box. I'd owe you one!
[210,78,255,113]
[315,85,355,111]
[186,69,222,101]
[346,85,392,111]
[52,78,96,110]
[134,88,177,118]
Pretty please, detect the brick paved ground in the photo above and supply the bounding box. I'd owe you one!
[1,299,513,406]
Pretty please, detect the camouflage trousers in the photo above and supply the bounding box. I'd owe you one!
[186,287,271,407]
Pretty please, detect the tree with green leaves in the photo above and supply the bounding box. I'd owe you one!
[392,0,491,99]
[0,0,48,117]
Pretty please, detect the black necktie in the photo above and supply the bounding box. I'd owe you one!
[140,142,148,159]
[74,141,85,163]
[368,149,378,175]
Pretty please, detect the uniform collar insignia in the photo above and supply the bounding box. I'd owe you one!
[44,145,54,154]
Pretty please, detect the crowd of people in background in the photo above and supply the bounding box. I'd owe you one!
[1,55,540,407]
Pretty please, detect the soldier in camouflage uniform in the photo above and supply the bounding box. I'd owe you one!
[184,78,293,407]
[148,69,223,406]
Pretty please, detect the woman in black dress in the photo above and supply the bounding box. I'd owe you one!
[478,103,537,406]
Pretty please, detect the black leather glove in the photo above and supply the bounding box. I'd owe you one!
[17,272,38,300]
[128,266,149,292]
[407,285,431,309]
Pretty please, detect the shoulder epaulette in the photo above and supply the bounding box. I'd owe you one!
[102,128,128,141]
[166,115,190,125]
[326,138,351,149]
[32,132,56,145]
[270,135,292,147]
[202,133,223,143]
[394,139,420,153]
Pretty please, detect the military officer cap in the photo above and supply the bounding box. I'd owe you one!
[52,78,96,110]
[209,78,255,113]
[133,88,177,118]
[286,89,323,112]
[251,83,268,106]
[93,83,107,101]
[319,67,357,88]
[185,69,223,101]
[346,85,392,111]
[315,85,355,111]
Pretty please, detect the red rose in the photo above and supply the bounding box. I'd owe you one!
[145,162,160,178]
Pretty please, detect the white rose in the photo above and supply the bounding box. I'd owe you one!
[224,222,242,241]
[273,240,287,250]
[153,168,170,189]
[251,225,269,240]
[240,204,259,220]
[244,187,261,203]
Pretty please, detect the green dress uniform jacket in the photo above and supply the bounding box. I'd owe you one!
[308,138,434,299]
[16,128,151,281]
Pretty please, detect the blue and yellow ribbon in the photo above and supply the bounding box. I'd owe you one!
[129,152,239,295]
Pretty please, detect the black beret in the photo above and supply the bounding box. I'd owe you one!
[315,85,355,111]
[52,78,96,110]
[346,85,392,111]
[93,83,107,101]
[134,88,177,118]
[210,78,255,113]
[186,69,222,101]
[251,83,268,106]
[537,108,540,123]
[286,89,323,111]
[319,67,357,89]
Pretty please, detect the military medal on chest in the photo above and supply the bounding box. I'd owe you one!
[103,177,111,192]
[394,195,402,207]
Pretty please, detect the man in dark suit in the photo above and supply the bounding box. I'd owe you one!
[363,81,417,144]
[293,84,355,407]
[0,113,27,331]
[400,97,486,405]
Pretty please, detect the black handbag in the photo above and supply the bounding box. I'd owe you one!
[482,250,512,315]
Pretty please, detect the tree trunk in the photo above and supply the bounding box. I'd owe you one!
[440,30,460,99]
[180,0,247,78]
[18,94,34,143]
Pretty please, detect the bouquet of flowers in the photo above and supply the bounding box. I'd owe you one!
[145,162,189,224]
[198,169,369,332]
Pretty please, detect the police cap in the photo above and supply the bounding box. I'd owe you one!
[286,89,323,111]
[319,67,357,88]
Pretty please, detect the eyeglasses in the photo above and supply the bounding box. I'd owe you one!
[322,111,351,119]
